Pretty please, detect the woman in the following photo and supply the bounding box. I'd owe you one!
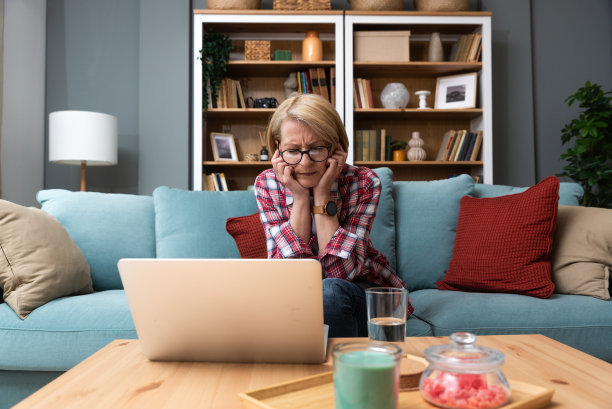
[254,94,413,337]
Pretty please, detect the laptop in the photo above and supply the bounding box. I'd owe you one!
[118,258,327,364]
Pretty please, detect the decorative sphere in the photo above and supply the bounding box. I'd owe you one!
[380,82,410,109]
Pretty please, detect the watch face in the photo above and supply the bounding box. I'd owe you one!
[325,201,338,216]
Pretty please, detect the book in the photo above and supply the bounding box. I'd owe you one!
[357,78,367,109]
[368,130,377,161]
[384,132,391,161]
[354,79,363,108]
[442,130,457,161]
[457,131,474,161]
[436,130,453,161]
[464,131,478,161]
[353,80,360,108]
[365,79,374,109]
[308,68,320,96]
[219,173,229,191]
[449,130,465,161]
[469,130,483,161]
[354,130,363,161]
[317,67,330,101]
[235,80,246,108]
[380,129,387,161]
[361,130,369,162]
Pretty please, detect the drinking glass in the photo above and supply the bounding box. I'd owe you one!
[365,287,408,343]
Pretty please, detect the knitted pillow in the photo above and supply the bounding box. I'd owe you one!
[226,213,267,259]
[437,176,560,298]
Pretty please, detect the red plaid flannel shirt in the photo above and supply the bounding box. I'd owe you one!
[255,164,410,297]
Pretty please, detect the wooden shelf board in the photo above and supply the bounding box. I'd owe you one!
[354,108,482,119]
[354,61,481,77]
[226,60,336,77]
[355,161,483,166]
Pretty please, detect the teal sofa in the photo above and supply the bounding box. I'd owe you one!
[1,170,610,408]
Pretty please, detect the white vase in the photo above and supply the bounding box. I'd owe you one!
[428,32,444,62]
[407,131,427,161]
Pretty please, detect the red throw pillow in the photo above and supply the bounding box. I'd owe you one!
[437,176,560,298]
[226,212,267,259]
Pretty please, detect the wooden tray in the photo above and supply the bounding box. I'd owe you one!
[238,357,554,409]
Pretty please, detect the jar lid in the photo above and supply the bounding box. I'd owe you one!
[424,332,505,372]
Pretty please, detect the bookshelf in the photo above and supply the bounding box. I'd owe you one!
[192,11,493,190]
[344,11,492,183]
[192,10,344,190]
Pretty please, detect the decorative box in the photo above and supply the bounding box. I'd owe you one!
[245,40,271,61]
[274,50,292,61]
[354,31,411,62]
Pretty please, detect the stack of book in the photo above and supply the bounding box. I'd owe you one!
[354,129,391,162]
[296,68,335,106]
[449,33,482,63]
[353,78,374,109]
[436,130,483,162]
[205,172,229,191]
[208,78,246,108]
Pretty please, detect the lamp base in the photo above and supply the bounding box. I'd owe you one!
[80,161,86,192]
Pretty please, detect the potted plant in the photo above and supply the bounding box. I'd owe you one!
[199,31,233,111]
[559,81,612,208]
[391,139,407,161]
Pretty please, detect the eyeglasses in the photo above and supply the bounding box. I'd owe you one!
[278,145,331,165]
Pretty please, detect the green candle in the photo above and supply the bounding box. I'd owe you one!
[333,345,400,409]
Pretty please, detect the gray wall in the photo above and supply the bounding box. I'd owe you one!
[2,0,611,203]
[1,0,46,206]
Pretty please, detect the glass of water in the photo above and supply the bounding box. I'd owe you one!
[365,287,408,344]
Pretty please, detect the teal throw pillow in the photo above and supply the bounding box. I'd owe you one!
[473,181,583,206]
[153,187,259,258]
[37,189,156,291]
[393,174,475,291]
[371,167,397,271]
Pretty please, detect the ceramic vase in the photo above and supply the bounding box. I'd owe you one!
[380,82,410,109]
[428,32,444,62]
[302,31,322,61]
[407,132,427,161]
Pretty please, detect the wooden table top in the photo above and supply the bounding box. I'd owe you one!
[13,334,612,409]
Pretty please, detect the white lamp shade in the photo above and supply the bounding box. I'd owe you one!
[49,110,118,165]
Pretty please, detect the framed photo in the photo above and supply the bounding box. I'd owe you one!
[211,132,238,161]
[435,73,478,109]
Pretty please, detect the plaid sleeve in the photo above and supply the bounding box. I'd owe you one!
[254,170,315,259]
[319,170,381,280]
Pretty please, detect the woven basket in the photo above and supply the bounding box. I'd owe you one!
[207,0,261,9]
[245,40,271,61]
[273,0,331,10]
[348,0,403,11]
[414,0,469,11]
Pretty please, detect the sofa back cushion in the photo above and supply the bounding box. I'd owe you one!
[473,181,583,205]
[370,167,397,271]
[37,189,156,291]
[393,174,475,291]
[154,187,259,258]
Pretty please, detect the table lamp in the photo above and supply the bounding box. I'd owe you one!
[49,111,118,191]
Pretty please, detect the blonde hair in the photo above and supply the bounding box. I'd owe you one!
[266,94,349,153]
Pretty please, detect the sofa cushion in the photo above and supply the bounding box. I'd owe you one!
[551,205,612,300]
[370,168,397,271]
[410,289,612,362]
[154,187,259,258]
[393,174,475,291]
[226,213,267,258]
[37,190,156,291]
[473,181,583,206]
[0,200,93,319]
[0,290,136,371]
[438,176,559,298]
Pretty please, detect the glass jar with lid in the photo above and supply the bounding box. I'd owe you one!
[419,332,511,409]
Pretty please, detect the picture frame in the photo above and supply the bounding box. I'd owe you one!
[435,73,478,109]
[211,132,238,161]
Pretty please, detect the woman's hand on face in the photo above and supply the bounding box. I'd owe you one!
[271,149,309,197]
[313,146,347,198]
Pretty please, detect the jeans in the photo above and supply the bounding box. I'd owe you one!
[322,278,375,337]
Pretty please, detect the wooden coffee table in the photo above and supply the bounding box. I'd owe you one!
[13,335,612,409]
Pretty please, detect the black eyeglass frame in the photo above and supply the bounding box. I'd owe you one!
[277,143,332,165]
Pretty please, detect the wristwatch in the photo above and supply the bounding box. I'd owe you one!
[312,201,338,216]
